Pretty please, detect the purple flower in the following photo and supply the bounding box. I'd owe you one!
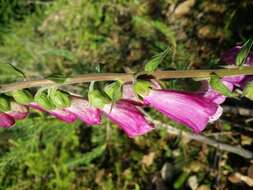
[0,113,15,128]
[221,45,253,88]
[221,45,253,65]
[30,102,77,123]
[65,96,101,125]
[102,100,154,138]
[143,89,222,133]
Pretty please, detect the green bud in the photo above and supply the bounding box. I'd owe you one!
[12,89,33,104]
[133,80,152,98]
[49,90,71,108]
[0,95,11,112]
[88,90,111,109]
[243,82,253,101]
[104,80,123,101]
[34,91,55,110]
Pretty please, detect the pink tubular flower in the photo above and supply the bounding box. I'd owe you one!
[143,89,222,133]
[65,96,101,125]
[30,102,77,123]
[102,100,154,138]
[0,113,15,128]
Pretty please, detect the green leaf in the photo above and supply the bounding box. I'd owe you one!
[0,95,10,112]
[243,82,253,101]
[49,90,71,108]
[66,144,106,167]
[144,48,170,73]
[0,63,25,81]
[88,90,111,109]
[34,90,55,110]
[236,38,253,66]
[210,74,234,97]
[104,81,123,102]
[12,89,33,104]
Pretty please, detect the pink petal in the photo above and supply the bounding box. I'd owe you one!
[0,113,15,128]
[144,90,221,133]
[30,103,77,123]
[102,100,154,138]
[65,96,101,125]
[7,102,29,120]
[223,75,246,87]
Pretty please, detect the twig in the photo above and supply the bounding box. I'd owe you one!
[1,66,253,93]
[152,120,253,159]
[223,105,253,117]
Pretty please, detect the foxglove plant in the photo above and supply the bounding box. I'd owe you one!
[1,43,253,137]
[0,113,15,128]
[134,81,222,133]
[221,45,253,88]
[0,101,29,128]
[89,90,153,138]
[65,96,101,125]
[29,102,77,123]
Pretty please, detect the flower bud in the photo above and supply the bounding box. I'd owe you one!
[0,95,10,112]
[34,91,55,110]
[49,90,70,108]
[12,89,33,104]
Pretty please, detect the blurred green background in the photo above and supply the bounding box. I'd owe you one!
[0,0,253,189]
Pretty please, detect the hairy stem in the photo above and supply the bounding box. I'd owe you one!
[1,66,253,93]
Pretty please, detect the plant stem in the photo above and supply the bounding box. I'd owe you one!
[1,66,253,93]
[153,119,253,159]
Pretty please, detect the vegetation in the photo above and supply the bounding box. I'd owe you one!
[0,0,253,189]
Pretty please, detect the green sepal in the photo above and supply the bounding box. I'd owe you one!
[34,91,55,110]
[243,82,253,101]
[0,95,11,112]
[104,80,123,101]
[12,89,34,104]
[49,90,71,108]
[133,80,152,98]
[88,90,111,109]
[210,74,234,97]
[236,38,253,66]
